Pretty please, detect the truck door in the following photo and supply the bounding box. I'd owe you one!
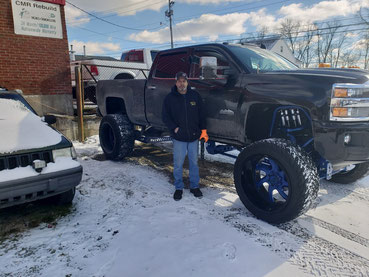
[145,50,190,128]
[188,48,243,140]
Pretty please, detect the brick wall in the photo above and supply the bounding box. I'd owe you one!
[0,0,71,95]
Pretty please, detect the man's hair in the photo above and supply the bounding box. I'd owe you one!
[175,72,188,80]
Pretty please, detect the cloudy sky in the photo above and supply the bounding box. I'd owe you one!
[65,0,369,57]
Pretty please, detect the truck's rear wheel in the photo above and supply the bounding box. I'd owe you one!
[99,114,134,160]
[234,139,319,224]
[329,162,369,184]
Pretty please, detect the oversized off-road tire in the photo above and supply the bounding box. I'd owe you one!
[47,188,76,205]
[99,114,135,160]
[234,139,319,224]
[329,162,369,184]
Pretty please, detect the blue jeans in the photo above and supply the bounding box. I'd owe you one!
[173,139,199,190]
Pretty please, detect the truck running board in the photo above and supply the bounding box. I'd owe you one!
[136,136,173,143]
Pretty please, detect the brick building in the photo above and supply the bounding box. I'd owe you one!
[0,0,73,115]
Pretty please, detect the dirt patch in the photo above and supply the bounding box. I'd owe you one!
[0,201,73,241]
[126,143,236,190]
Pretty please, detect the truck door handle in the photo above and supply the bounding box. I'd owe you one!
[147,85,156,90]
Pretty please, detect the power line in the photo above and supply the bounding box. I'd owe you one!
[174,0,294,21]
[69,24,168,43]
[66,0,163,31]
[93,0,154,15]
[67,0,167,25]
[69,26,139,43]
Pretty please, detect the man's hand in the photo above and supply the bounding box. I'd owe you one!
[199,129,209,142]
[174,127,179,134]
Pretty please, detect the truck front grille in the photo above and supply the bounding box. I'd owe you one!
[0,150,53,172]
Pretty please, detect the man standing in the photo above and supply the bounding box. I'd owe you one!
[162,72,209,201]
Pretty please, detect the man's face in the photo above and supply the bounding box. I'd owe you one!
[176,77,188,93]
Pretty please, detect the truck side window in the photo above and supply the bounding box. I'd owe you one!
[190,50,231,79]
[123,50,144,63]
[154,52,188,78]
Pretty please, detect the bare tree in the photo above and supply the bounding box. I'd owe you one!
[329,32,347,67]
[315,21,341,64]
[255,26,269,41]
[359,7,369,25]
[238,26,270,45]
[340,50,361,67]
[358,8,369,69]
[360,32,369,69]
[280,19,301,55]
[280,19,317,67]
[296,24,316,67]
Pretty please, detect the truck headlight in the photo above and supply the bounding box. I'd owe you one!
[52,147,77,161]
[330,82,369,121]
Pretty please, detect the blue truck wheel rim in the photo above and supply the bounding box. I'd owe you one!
[254,157,289,203]
[241,155,290,210]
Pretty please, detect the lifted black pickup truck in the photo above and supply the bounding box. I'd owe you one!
[96,43,369,224]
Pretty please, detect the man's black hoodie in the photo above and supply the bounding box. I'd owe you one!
[162,85,206,142]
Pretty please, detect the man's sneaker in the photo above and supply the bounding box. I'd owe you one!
[190,188,203,198]
[173,190,183,201]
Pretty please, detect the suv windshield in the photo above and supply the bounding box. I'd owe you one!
[0,93,36,114]
[227,44,298,73]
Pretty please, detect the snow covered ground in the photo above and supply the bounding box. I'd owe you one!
[1,136,369,277]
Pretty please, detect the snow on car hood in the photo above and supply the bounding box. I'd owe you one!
[0,99,62,154]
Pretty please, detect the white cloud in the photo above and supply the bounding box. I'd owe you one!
[346,32,359,38]
[352,38,369,50]
[130,12,249,43]
[248,9,278,31]
[65,5,90,26]
[237,0,369,34]
[279,0,369,23]
[69,40,121,55]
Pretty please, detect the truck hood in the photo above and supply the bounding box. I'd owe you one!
[243,68,369,122]
[264,68,369,84]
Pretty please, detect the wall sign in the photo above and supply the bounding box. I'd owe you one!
[36,0,65,5]
[11,0,63,39]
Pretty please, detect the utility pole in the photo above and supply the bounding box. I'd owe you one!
[165,0,174,48]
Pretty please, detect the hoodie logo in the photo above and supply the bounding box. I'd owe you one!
[190,101,196,106]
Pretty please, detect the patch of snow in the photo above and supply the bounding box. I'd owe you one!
[1,136,369,276]
[0,99,61,154]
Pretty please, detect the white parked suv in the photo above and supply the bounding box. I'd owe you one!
[0,89,82,208]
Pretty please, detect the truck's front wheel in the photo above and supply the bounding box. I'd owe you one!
[329,162,369,184]
[234,139,319,224]
[99,114,135,160]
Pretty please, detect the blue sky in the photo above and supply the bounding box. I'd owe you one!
[65,0,369,58]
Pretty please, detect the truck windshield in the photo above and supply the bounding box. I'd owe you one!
[227,44,298,73]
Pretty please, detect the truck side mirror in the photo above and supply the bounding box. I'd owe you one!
[43,115,57,125]
[199,57,218,80]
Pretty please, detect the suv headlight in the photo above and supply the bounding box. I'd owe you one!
[330,82,369,121]
[52,147,77,161]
